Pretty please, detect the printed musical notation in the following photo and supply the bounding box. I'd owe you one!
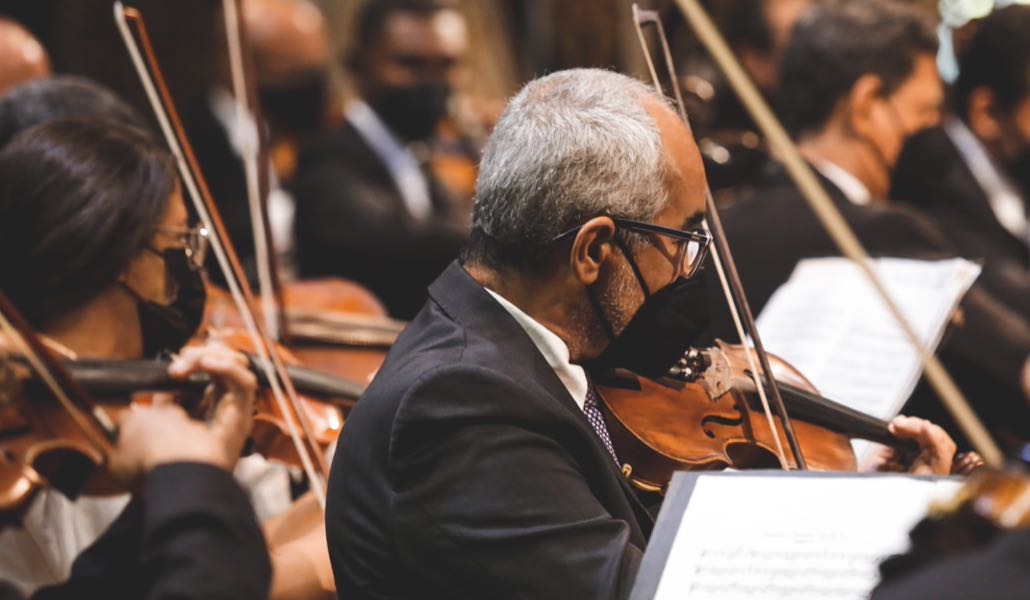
[651,474,961,600]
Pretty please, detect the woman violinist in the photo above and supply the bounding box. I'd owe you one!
[0,117,321,598]
[0,331,270,599]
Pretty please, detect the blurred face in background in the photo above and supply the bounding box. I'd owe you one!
[351,8,468,141]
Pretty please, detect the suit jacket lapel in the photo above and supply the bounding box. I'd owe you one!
[427,262,655,535]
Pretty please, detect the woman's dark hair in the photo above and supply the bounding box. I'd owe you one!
[0,118,175,327]
[777,0,938,137]
[0,75,149,149]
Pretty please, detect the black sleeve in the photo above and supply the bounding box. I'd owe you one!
[135,462,271,599]
[32,462,270,600]
[388,367,643,600]
[872,529,1030,600]
[0,581,24,600]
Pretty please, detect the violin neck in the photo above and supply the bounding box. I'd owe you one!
[17,357,362,405]
[766,380,901,448]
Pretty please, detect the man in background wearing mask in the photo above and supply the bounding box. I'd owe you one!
[709,0,1030,448]
[892,4,1030,305]
[325,68,956,600]
[292,0,470,319]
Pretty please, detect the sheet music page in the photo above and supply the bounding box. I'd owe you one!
[652,474,962,600]
[753,257,980,457]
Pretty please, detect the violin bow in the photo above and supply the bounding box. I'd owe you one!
[221,0,289,342]
[668,0,1002,467]
[113,2,330,507]
[632,5,803,470]
[0,291,115,475]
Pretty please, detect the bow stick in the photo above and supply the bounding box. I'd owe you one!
[221,0,289,341]
[632,4,803,470]
[113,2,330,506]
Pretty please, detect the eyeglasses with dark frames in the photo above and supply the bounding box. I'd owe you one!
[553,217,711,279]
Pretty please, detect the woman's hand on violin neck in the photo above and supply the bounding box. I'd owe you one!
[876,415,957,476]
[108,343,257,485]
[168,342,257,456]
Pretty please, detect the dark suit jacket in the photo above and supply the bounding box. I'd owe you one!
[31,463,270,600]
[891,125,1030,317]
[326,262,654,600]
[706,165,1030,443]
[871,529,1030,600]
[292,122,469,319]
[892,125,1029,266]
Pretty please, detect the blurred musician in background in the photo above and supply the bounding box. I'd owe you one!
[683,0,812,192]
[186,0,336,282]
[707,0,1030,448]
[892,4,1030,279]
[292,0,471,319]
[0,18,49,96]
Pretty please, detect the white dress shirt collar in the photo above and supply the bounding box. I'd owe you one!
[345,99,433,220]
[485,288,589,411]
[813,159,873,206]
[944,116,1027,238]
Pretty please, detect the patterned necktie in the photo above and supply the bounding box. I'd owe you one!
[583,383,619,464]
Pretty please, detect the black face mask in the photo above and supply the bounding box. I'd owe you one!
[889,126,938,202]
[583,241,710,379]
[258,76,328,135]
[129,248,207,357]
[368,82,450,142]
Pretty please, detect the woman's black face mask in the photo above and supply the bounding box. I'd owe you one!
[582,238,710,379]
[127,248,207,357]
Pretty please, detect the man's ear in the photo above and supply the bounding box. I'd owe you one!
[846,73,885,139]
[569,217,616,286]
[966,87,1002,142]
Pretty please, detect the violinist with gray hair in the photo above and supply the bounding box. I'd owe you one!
[325,67,958,600]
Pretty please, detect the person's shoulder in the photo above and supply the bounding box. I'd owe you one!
[843,200,955,257]
[295,122,372,170]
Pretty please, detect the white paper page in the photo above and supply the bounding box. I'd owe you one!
[754,257,980,457]
[653,474,961,600]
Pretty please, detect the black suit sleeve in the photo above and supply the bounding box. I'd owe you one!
[871,530,1030,600]
[134,462,271,599]
[388,367,643,600]
[32,462,270,600]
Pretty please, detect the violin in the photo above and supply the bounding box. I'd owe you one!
[185,328,350,468]
[596,341,914,492]
[0,310,121,523]
[204,279,400,394]
[0,332,366,521]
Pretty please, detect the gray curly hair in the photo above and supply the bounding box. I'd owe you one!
[461,68,671,271]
